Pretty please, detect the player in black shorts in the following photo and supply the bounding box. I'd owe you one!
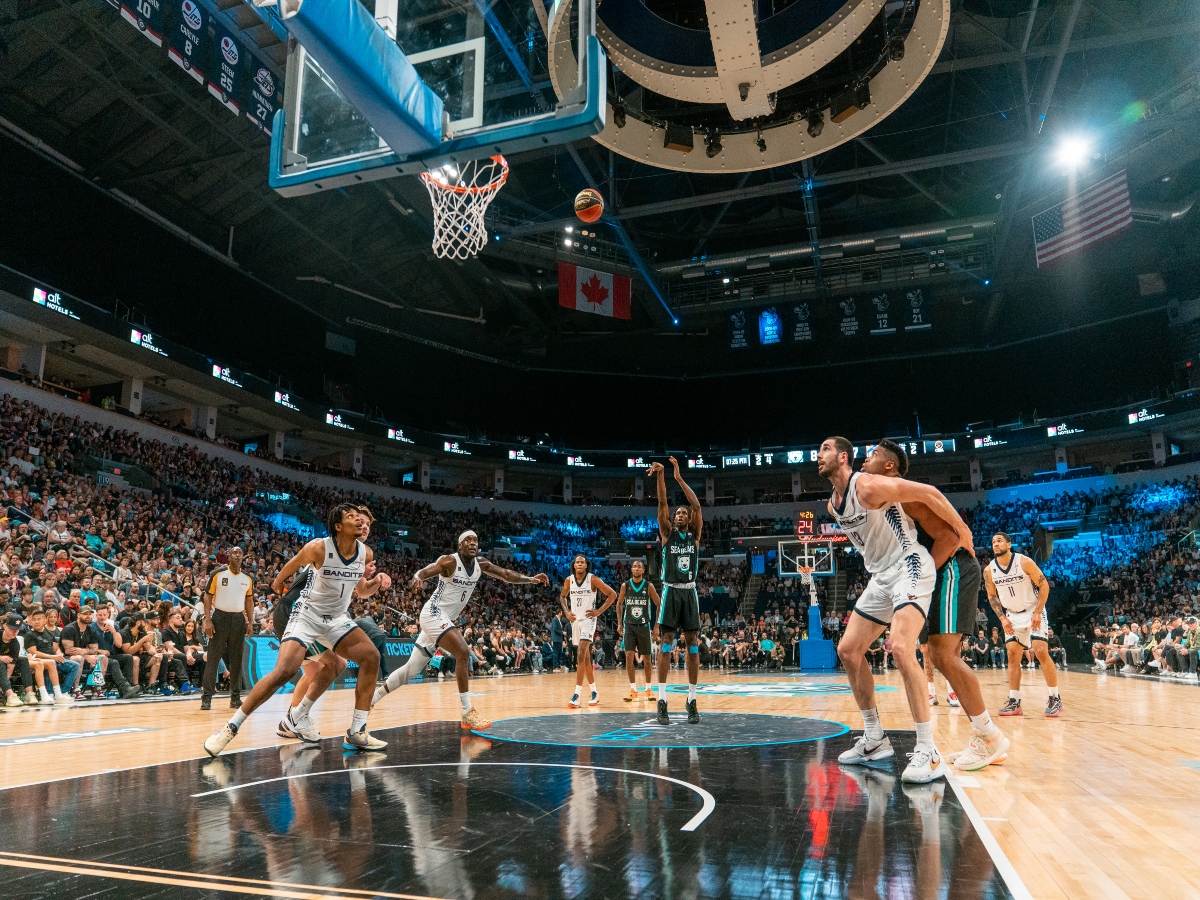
[862,440,1010,771]
[616,558,660,702]
[649,457,703,725]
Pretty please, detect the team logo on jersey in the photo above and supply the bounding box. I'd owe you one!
[840,298,856,316]
[254,67,274,95]
[181,0,201,30]
[221,36,238,65]
[322,614,332,623]
[221,577,228,586]
[676,555,692,573]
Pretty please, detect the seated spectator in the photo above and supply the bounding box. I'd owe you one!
[1,612,37,705]
[24,604,79,704]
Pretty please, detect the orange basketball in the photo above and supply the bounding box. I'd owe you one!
[574,188,605,223]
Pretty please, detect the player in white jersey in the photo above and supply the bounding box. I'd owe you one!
[560,554,618,708]
[985,532,1061,717]
[204,503,385,757]
[819,436,968,783]
[373,530,550,729]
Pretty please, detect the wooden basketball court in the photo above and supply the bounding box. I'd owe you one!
[1,665,1195,899]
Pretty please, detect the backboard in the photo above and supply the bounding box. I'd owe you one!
[263,0,605,196]
[778,539,835,579]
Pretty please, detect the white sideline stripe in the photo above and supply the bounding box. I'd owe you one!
[946,774,1034,900]
[192,761,717,832]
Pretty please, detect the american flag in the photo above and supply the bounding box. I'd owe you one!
[1032,170,1133,268]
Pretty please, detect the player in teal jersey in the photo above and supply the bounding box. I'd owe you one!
[616,558,660,702]
[649,457,703,725]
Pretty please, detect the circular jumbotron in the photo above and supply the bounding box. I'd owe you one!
[476,712,848,749]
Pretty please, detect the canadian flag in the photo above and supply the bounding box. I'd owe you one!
[558,263,631,319]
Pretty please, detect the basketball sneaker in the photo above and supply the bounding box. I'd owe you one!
[203,722,238,758]
[588,691,599,707]
[947,691,960,707]
[947,729,1010,771]
[998,698,1023,716]
[342,728,386,752]
[567,693,581,708]
[838,734,895,765]
[928,690,938,706]
[461,707,491,730]
[686,698,700,724]
[282,709,321,744]
[656,699,670,726]
[625,688,638,702]
[901,747,945,783]
[1045,695,1062,717]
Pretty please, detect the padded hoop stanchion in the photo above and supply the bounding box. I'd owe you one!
[420,155,509,259]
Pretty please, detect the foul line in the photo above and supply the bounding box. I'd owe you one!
[944,775,1034,900]
[0,851,443,900]
[192,761,717,832]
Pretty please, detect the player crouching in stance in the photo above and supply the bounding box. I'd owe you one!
[561,555,617,708]
[204,504,385,757]
[617,559,660,702]
[863,440,1010,771]
[372,530,549,730]
[820,436,950,783]
[649,457,704,726]
[986,532,1061,717]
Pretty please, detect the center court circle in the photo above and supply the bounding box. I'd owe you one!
[476,712,849,749]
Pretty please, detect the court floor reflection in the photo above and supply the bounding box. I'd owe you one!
[0,720,1014,899]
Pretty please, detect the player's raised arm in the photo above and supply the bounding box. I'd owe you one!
[648,461,670,541]
[271,539,326,595]
[409,555,456,594]
[588,575,619,617]
[478,558,551,586]
[856,474,969,549]
[671,456,703,543]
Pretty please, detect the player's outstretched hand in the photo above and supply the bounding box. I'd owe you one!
[647,461,664,476]
[532,573,550,586]
[669,456,679,473]
[378,573,392,590]
[409,575,424,594]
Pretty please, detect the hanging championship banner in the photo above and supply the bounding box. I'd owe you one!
[838,297,862,339]
[208,23,244,115]
[120,0,165,47]
[905,288,933,332]
[869,292,897,336]
[167,0,206,85]
[790,303,814,343]
[728,310,749,349]
[247,64,282,135]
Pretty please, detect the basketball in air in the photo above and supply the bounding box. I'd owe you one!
[574,188,605,223]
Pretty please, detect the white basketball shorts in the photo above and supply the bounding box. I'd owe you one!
[853,551,937,626]
[281,600,358,652]
[415,600,458,654]
[1005,607,1048,649]
[571,615,598,644]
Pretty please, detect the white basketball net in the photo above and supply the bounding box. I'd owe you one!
[420,155,509,259]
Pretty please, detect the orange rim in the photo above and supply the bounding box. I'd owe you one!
[419,155,509,195]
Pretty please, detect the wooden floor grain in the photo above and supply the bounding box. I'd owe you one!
[2,664,1196,900]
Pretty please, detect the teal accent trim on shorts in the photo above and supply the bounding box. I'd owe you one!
[940,558,960,634]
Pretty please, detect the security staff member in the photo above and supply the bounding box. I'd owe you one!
[200,545,254,711]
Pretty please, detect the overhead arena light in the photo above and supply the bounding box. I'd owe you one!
[705,129,723,159]
[1056,136,1090,170]
[830,82,871,124]
[805,110,824,139]
[612,101,627,129]
[664,124,694,153]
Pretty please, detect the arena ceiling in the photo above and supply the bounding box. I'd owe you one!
[0,0,1197,445]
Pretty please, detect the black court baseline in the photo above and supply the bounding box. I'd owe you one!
[0,718,1023,899]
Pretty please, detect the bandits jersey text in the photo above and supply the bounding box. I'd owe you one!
[298,537,366,617]
[568,574,597,614]
[830,473,930,574]
[428,552,482,621]
[989,552,1038,613]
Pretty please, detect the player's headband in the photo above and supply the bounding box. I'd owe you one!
[458,530,478,545]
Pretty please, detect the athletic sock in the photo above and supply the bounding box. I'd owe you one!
[687,683,697,702]
[52,685,62,698]
[39,687,51,701]
[1009,690,1021,701]
[350,708,368,734]
[969,711,998,736]
[230,708,248,728]
[861,707,884,741]
[914,720,934,751]
[1048,687,1059,698]
[459,692,472,714]
[657,682,667,702]
[927,681,935,694]
[295,697,315,720]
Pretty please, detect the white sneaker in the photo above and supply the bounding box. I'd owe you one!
[927,692,938,706]
[947,691,960,708]
[38,692,54,706]
[287,709,321,743]
[204,723,238,757]
[342,727,387,752]
[901,746,946,783]
[947,729,1010,770]
[838,734,895,765]
[589,692,599,707]
[54,693,73,705]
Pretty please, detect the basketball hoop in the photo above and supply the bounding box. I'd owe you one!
[420,155,509,259]
[798,567,815,589]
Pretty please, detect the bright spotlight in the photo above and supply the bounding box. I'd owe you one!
[1055,137,1089,169]
[564,238,572,247]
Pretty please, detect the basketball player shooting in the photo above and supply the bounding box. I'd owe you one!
[819,436,956,783]
[561,554,617,708]
[985,533,1061,717]
[649,457,703,726]
[372,530,550,730]
[862,440,1011,771]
